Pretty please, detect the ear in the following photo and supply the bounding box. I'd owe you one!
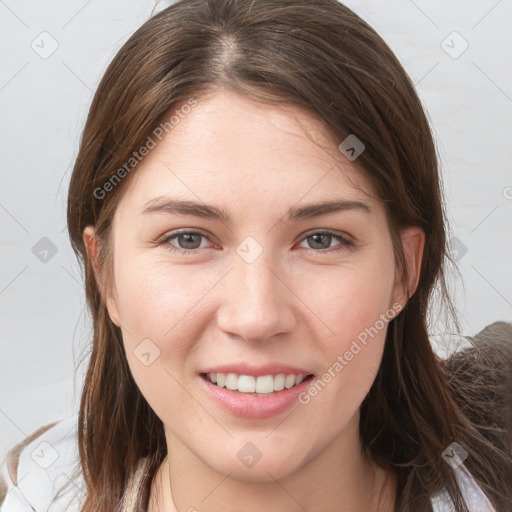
[82,226,121,327]
[393,226,425,308]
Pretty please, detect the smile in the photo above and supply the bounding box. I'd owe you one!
[199,372,315,419]
[202,372,313,395]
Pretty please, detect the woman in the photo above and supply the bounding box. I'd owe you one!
[1,0,510,510]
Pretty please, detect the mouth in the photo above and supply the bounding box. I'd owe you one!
[200,372,315,396]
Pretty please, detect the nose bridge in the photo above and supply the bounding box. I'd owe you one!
[217,240,296,341]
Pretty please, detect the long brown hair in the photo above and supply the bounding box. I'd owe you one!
[64,0,511,510]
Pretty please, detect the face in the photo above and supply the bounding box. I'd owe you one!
[87,88,420,482]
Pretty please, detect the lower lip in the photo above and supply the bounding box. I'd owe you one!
[199,374,314,419]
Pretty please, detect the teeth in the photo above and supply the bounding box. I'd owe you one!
[285,374,295,389]
[225,373,238,390]
[238,374,256,393]
[205,372,309,394]
[256,375,274,394]
[274,374,285,391]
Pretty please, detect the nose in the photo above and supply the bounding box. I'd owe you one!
[216,251,297,343]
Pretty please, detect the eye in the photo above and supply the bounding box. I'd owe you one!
[160,230,214,253]
[297,230,353,253]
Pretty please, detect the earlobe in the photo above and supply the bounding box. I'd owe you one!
[394,227,425,307]
[82,226,122,327]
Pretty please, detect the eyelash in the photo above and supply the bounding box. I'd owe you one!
[158,229,354,255]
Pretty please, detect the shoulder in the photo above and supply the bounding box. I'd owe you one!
[441,321,512,448]
[432,321,512,511]
[0,415,85,511]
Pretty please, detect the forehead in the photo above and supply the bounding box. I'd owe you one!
[117,89,377,214]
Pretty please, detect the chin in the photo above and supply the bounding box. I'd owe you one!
[201,442,310,482]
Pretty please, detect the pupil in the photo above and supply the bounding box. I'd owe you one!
[311,233,329,249]
[181,234,200,249]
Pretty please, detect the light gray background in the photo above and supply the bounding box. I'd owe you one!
[1,0,511,461]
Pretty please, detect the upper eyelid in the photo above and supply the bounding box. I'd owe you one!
[297,229,353,243]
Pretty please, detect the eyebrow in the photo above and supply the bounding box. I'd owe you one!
[141,197,372,222]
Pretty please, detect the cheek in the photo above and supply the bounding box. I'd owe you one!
[112,252,213,340]
[109,253,211,396]
[299,253,396,413]
[306,252,396,343]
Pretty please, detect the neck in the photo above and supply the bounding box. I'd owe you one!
[149,413,396,512]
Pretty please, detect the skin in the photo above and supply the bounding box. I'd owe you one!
[83,87,424,512]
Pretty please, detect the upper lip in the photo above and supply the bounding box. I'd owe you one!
[200,363,314,377]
